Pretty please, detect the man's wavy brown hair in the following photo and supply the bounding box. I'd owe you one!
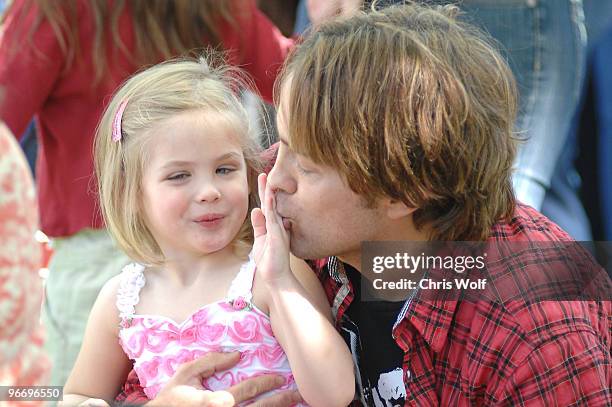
[277,2,518,241]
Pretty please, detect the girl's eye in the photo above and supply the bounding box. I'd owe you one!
[217,167,235,175]
[168,173,189,181]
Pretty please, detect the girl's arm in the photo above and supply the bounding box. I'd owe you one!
[60,275,133,406]
[251,173,354,406]
[267,256,355,407]
[251,174,355,407]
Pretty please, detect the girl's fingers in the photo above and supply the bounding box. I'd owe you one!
[251,208,266,238]
[265,187,289,243]
[264,186,277,231]
[258,173,267,217]
[257,172,289,242]
[271,189,285,228]
[255,173,279,237]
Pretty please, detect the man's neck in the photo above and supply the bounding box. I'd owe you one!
[337,219,431,302]
[339,221,432,273]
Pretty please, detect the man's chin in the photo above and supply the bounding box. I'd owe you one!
[289,239,326,261]
[289,239,310,260]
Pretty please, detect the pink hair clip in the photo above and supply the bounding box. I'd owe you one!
[112,99,128,142]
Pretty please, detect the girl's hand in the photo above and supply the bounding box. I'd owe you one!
[250,173,292,286]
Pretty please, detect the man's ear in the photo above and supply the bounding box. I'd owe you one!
[382,198,417,220]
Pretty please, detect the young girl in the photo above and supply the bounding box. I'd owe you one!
[61,57,354,406]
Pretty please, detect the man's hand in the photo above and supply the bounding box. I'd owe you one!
[145,352,302,407]
[77,399,110,407]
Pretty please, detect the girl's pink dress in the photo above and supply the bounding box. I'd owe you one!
[116,254,304,404]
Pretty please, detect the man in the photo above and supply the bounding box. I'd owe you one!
[268,3,610,405]
[118,3,611,406]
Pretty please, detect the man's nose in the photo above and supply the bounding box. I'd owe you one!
[268,158,297,195]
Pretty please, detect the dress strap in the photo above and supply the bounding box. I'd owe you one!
[226,252,257,304]
[116,263,146,324]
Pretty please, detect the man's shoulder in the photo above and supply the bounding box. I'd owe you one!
[489,203,573,242]
[484,203,610,302]
[445,297,611,403]
[480,204,609,338]
[459,299,610,349]
[468,299,611,403]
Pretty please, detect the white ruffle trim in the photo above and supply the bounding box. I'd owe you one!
[226,253,255,303]
[116,263,146,320]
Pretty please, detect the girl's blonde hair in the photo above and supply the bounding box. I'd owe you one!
[94,56,262,265]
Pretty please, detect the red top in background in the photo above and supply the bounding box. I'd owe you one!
[0,0,294,237]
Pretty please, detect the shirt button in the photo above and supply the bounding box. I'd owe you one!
[405,369,412,381]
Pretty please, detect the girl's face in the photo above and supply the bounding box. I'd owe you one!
[140,110,250,261]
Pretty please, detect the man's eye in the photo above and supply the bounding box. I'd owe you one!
[296,162,312,174]
[217,167,235,175]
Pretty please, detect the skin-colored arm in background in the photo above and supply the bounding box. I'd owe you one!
[306,0,362,27]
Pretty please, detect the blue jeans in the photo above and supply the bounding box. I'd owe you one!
[540,0,612,240]
[592,27,612,240]
[454,0,588,212]
[294,0,310,35]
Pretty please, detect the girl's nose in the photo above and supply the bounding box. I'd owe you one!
[197,184,221,202]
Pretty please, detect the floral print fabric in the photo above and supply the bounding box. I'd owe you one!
[0,123,49,405]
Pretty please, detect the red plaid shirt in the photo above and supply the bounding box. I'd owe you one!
[316,204,611,406]
[116,204,611,406]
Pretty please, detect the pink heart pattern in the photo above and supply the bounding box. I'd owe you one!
[119,301,305,406]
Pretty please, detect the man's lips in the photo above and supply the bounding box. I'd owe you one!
[277,205,292,230]
[281,217,292,231]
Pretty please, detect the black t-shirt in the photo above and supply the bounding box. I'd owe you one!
[341,264,407,407]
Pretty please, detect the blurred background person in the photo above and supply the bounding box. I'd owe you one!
[0,0,293,386]
[586,24,612,241]
[559,0,612,242]
[0,121,49,404]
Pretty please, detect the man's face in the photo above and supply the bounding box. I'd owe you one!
[267,90,389,266]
